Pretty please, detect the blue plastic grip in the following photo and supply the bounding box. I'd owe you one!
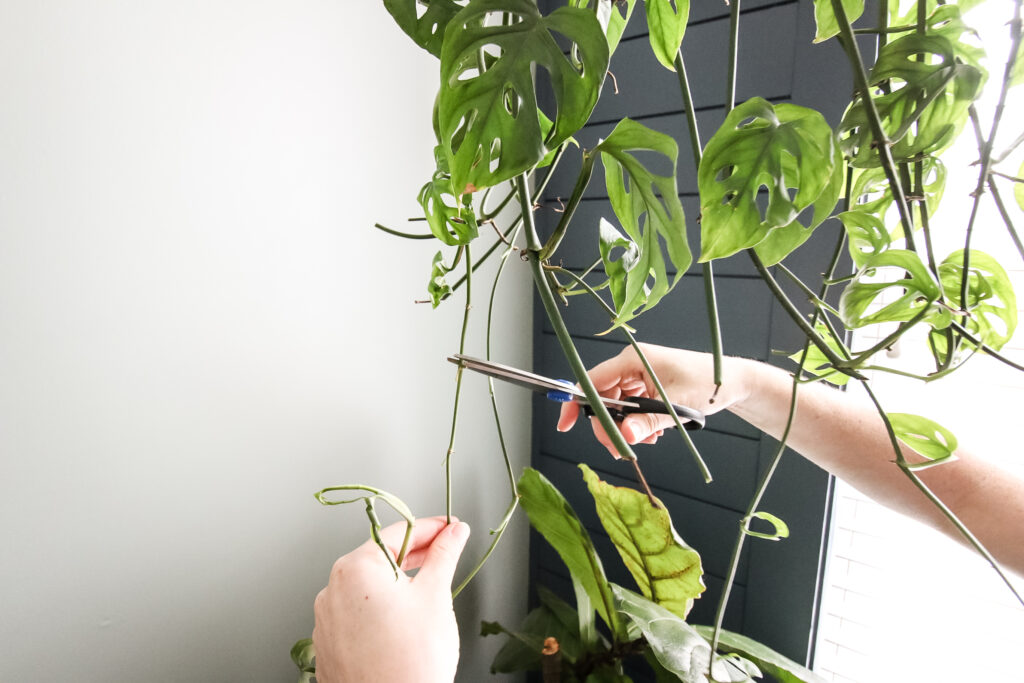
[546,379,576,403]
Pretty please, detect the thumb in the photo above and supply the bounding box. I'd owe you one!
[622,413,673,444]
[416,521,470,589]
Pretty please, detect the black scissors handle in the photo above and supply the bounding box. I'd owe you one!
[582,395,705,430]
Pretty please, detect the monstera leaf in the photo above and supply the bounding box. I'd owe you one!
[383,0,465,57]
[572,0,637,55]
[839,250,942,328]
[698,98,838,261]
[849,156,947,228]
[518,468,622,636]
[788,321,851,386]
[937,249,1018,351]
[838,210,891,269]
[595,118,691,328]
[887,413,959,470]
[840,34,982,167]
[418,172,479,246]
[580,465,705,620]
[812,0,864,43]
[645,0,690,70]
[753,144,844,266]
[439,0,609,193]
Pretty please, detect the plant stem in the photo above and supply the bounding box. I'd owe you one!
[726,0,741,112]
[549,265,713,482]
[518,174,642,468]
[373,223,435,239]
[452,497,519,597]
[950,322,1024,373]
[987,177,1024,262]
[539,151,596,260]
[445,244,473,523]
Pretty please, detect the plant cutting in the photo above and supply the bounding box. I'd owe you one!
[295,0,1024,680]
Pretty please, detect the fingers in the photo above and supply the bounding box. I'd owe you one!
[557,399,580,432]
[414,521,471,589]
[358,516,455,566]
[621,413,675,445]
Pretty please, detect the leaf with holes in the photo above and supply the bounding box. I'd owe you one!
[839,250,942,328]
[753,144,844,266]
[572,0,637,56]
[838,210,891,269]
[788,321,851,386]
[439,0,609,194]
[580,464,705,620]
[599,218,640,317]
[596,118,691,328]
[698,98,838,262]
[812,0,864,44]
[888,413,958,470]
[418,172,479,247]
[645,0,690,71]
[937,249,1018,351]
[849,156,947,229]
[384,0,467,58]
[839,34,982,167]
[743,511,789,541]
[427,250,456,307]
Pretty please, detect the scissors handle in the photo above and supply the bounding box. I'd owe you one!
[582,396,705,430]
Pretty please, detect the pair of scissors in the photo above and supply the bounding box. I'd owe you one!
[447,354,705,430]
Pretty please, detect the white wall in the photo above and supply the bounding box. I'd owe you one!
[0,2,531,680]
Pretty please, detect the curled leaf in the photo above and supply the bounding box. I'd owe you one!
[742,511,790,542]
[937,249,1018,351]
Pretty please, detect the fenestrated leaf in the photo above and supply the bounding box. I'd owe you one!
[645,0,690,71]
[596,118,691,327]
[924,5,986,75]
[840,34,982,167]
[612,585,757,683]
[418,172,479,246]
[887,412,959,470]
[599,218,640,315]
[439,0,609,193]
[839,249,942,328]
[742,511,790,541]
[754,143,845,265]
[573,0,638,56]
[937,249,1018,351]
[580,464,705,620]
[518,468,622,636]
[427,250,455,307]
[698,98,838,261]
[694,626,827,683]
[812,0,864,44]
[848,157,947,231]
[788,321,851,386]
[383,0,466,58]
[838,210,891,269]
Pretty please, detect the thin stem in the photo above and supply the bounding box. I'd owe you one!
[549,265,713,483]
[452,497,519,598]
[859,382,1023,605]
[540,152,597,260]
[489,226,523,493]
[725,0,741,113]
[373,223,435,240]
[445,244,473,523]
[987,178,1024,262]
[853,24,917,35]
[990,169,1024,184]
[845,306,932,367]
[950,322,1024,373]
[993,130,1024,164]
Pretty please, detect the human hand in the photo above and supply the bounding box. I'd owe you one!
[556,344,754,456]
[312,516,470,683]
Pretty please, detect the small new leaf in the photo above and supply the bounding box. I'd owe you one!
[789,321,851,386]
[645,0,691,71]
[839,250,942,329]
[888,413,959,469]
[743,511,790,542]
[698,98,838,261]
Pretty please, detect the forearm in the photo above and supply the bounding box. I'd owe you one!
[726,357,1024,576]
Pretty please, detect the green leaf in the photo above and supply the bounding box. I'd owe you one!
[573,0,638,56]
[887,412,958,469]
[847,157,947,234]
[839,249,942,328]
[484,616,548,673]
[645,0,690,71]
[838,210,891,269]
[418,171,479,246]
[698,98,838,261]
[383,0,466,58]
[428,250,454,307]
[612,585,757,682]
[753,143,845,266]
[290,638,315,674]
[518,468,622,636]
[580,464,705,620]
[694,626,827,683]
[840,34,982,167]
[937,249,1018,351]
[812,0,864,44]
[1015,160,1024,211]
[788,321,851,386]
[595,118,691,327]
[742,511,790,541]
[599,218,640,316]
[586,667,635,683]
[439,0,609,193]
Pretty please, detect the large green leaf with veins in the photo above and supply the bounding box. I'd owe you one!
[698,97,838,261]
[383,0,466,58]
[840,34,982,167]
[595,118,691,328]
[613,586,759,683]
[937,249,1018,351]
[518,468,621,636]
[439,0,609,193]
[645,0,690,71]
[580,464,705,620]
[812,0,864,44]
[839,250,942,328]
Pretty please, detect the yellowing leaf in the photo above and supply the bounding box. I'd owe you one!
[580,464,705,620]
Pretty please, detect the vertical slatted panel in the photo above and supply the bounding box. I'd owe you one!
[527,0,856,677]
